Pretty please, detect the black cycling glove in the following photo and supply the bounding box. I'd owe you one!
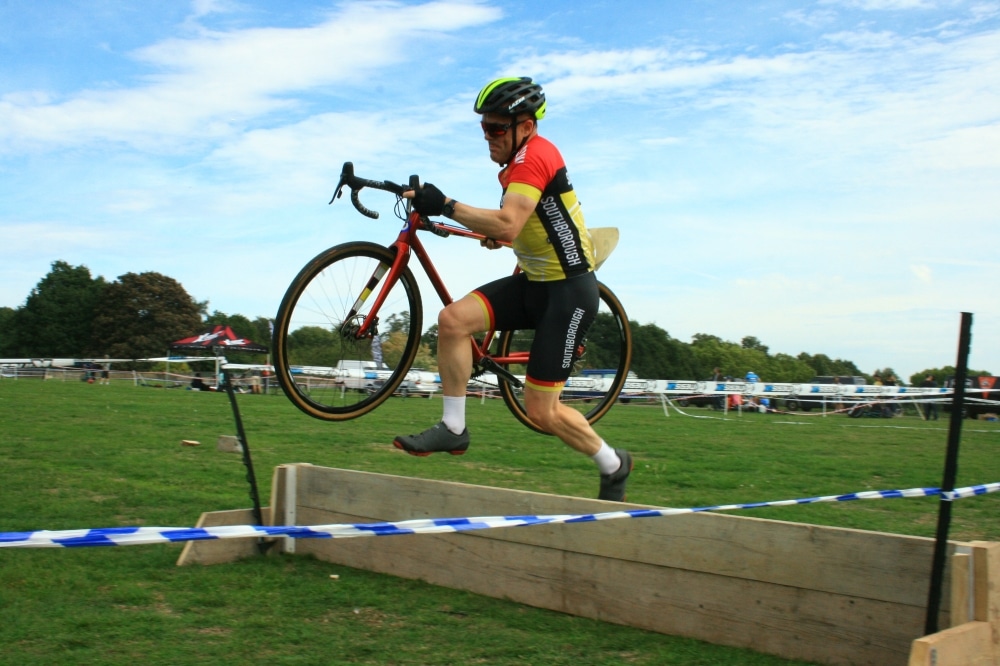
[411,183,446,216]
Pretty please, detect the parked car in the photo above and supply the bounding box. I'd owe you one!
[674,394,724,409]
[944,376,1000,419]
[365,378,436,398]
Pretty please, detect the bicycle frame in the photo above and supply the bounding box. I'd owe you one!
[353,207,528,379]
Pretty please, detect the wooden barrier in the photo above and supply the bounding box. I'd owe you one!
[908,542,1000,665]
[178,464,999,666]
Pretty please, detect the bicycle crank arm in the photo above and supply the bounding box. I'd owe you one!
[476,357,523,389]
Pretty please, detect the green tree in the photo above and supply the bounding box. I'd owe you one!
[7,261,106,357]
[384,311,412,334]
[767,353,814,382]
[627,321,698,379]
[411,342,437,372]
[907,366,992,387]
[578,312,631,372]
[285,326,340,367]
[421,323,439,357]
[250,317,274,352]
[90,272,203,360]
[690,334,741,379]
[205,310,255,337]
[0,306,15,356]
[741,335,769,354]
[796,353,863,378]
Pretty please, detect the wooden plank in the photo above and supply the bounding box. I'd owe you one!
[972,542,1000,626]
[908,542,1000,665]
[270,463,309,554]
[908,622,995,666]
[175,507,271,566]
[952,551,972,626]
[294,465,954,607]
[294,504,920,666]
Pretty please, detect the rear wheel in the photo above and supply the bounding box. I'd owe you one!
[496,282,632,435]
[272,242,422,420]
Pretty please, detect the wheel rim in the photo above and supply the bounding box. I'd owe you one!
[273,243,421,420]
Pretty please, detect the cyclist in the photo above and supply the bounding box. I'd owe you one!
[394,76,633,502]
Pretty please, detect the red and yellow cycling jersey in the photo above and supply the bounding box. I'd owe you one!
[500,136,596,281]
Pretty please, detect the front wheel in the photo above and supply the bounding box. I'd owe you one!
[496,282,632,435]
[272,242,423,421]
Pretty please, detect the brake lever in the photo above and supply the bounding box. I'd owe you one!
[329,162,355,205]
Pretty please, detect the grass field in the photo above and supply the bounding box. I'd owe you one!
[1,379,998,665]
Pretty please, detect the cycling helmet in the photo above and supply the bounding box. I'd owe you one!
[474,77,547,119]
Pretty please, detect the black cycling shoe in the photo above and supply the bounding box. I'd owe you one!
[598,449,633,501]
[393,422,470,457]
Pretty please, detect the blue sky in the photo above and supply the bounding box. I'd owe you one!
[1,0,998,379]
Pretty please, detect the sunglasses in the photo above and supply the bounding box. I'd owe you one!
[481,120,517,137]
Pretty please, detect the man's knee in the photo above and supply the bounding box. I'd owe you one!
[439,298,484,337]
[526,402,554,430]
[525,395,563,430]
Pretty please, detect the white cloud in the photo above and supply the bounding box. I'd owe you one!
[0,1,500,153]
[821,0,937,10]
[911,264,933,283]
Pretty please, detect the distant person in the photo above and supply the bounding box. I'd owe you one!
[832,376,844,412]
[884,374,899,416]
[708,367,725,409]
[922,375,939,420]
[100,358,110,385]
[745,371,759,383]
[190,373,208,391]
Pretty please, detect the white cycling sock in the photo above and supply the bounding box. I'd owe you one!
[441,396,467,434]
[591,441,621,475]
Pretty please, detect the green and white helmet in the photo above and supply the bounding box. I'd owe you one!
[474,77,547,119]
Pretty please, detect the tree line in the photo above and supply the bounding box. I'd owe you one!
[0,261,988,385]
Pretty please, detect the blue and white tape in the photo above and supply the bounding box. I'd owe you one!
[2,482,997,549]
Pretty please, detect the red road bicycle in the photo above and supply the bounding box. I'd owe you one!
[272,162,633,435]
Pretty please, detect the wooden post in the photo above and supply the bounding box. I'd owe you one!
[909,542,1000,665]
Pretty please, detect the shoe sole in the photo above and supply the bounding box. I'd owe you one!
[602,456,635,502]
[392,439,467,457]
[622,457,634,501]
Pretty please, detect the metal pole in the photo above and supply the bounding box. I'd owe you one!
[222,366,272,555]
[924,312,973,635]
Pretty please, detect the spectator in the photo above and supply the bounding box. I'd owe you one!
[884,374,899,416]
[921,375,939,421]
[190,373,208,391]
[708,367,725,410]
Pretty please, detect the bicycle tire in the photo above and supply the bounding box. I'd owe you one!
[272,242,423,421]
[496,281,632,435]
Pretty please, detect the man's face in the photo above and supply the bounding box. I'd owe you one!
[481,113,528,165]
